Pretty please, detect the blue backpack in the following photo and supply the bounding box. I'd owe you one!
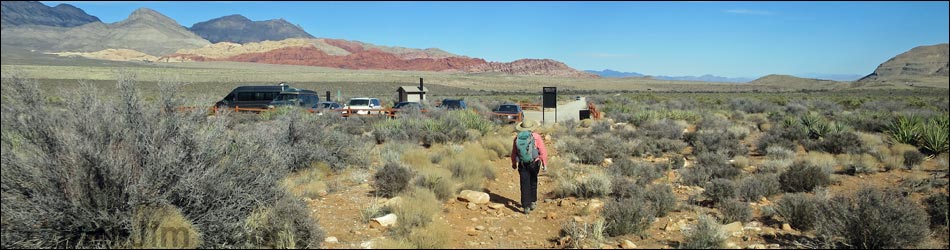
[515,131,540,164]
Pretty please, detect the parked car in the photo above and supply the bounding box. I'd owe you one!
[267,88,319,109]
[314,101,342,110]
[343,97,382,115]
[215,84,288,109]
[439,99,467,110]
[492,103,524,123]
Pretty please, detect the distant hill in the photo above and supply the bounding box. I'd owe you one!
[585,69,645,78]
[749,74,847,90]
[586,69,751,83]
[857,43,949,88]
[189,14,314,43]
[1,8,210,56]
[162,38,597,77]
[1,1,100,28]
[797,73,864,82]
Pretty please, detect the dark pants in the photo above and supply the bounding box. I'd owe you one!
[517,160,541,209]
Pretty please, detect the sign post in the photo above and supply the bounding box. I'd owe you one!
[542,87,557,124]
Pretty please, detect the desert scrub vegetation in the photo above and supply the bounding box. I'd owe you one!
[373,162,414,198]
[815,187,930,249]
[717,199,752,223]
[560,217,607,249]
[1,74,337,248]
[737,173,781,202]
[779,161,833,192]
[681,152,741,186]
[775,192,822,231]
[886,115,950,154]
[602,197,655,237]
[389,187,442,237]
[371,108,495,145]
[679,215,726,249]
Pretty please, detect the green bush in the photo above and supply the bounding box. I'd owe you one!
[779,162,832,193]
[373,162,414,198]
[414,167,456,201]
[920,116,949,154]
[603,197,655,237]
[681,152,741,186]
[816,187,929,249]
[887,115,922,145]
[775,193,821,231]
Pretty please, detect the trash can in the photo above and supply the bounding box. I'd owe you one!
[579,110,591,120]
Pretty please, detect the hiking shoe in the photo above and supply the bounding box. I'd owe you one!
[524,207,532,214]
[529,203,538,210]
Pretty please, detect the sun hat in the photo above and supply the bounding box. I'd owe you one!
[515,120,538,132]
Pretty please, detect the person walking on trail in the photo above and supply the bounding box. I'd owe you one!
[510,120,549,214]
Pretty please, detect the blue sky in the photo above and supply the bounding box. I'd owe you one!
[43,1,950,78]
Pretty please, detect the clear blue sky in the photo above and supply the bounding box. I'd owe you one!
[44,1,950,78]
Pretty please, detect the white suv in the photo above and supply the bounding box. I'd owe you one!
[344,97,382,114]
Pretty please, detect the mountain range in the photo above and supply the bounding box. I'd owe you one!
[1,1,946,83]
[0,1,594,77]
[189,14,314,44]
[585,70,753,83]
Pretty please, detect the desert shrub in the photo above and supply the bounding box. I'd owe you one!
[610,158,664,185]
[402,220,451,249]
[481,136,511,160]
[681,152,741,186]
[373,162,414,198]
[1,75,324,248]
[839,153,880,175]
[446,147,494,191]
[756,123,808,152]
[644,184,677,217]
[391,188,441,237]
[603,197,655,237]
[924,193,949,228]
[591,119,613,134]
[243,197,326,249]
[579,171,614,198]
[560,217,607,249]
[610,176,643,199]
[130,205,202,248]
[800,151,837,172]
[805,131,866,154]
[775,193,821,231]
[737,173,781,202]
[596,133,633,159]
[704,178,737,204]
[779,162,832,192]
[718,199,752,223]
[766,145,796,161]
[903,150,926,170]
[688,130,748,157]
[816,187,930,249]
[727,125,751,140]
[731,98,775,113]
[559,136,604,165]
[841,111,890,133]
[414,167,456,201]
[679,215,725,249]
[731,156,750,169]
[639,118,685,140]
[632,138,687,157]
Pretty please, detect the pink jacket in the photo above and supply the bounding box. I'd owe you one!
[511,132,548,167]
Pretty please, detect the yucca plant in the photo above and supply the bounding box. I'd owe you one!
[887,115,922,145]
[920,117,949,154]
[799,113,831,139]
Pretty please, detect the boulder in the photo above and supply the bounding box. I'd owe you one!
[722,221,743,234]
[370,213,397,228]
[459,190,490,204]
[324,236,338,243]
[621,240,637,249]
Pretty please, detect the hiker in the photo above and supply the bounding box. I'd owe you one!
[510,120,549,214]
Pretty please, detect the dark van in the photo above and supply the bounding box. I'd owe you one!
[216,84,308,109]
[268,88,320,109]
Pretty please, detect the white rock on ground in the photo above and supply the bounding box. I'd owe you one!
[370,213,397,228]
[621,239,637,249]
[458,190,490,204]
